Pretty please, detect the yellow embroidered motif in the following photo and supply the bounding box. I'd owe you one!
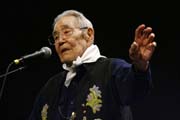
[86,85,102,114]
[41,104,49,120]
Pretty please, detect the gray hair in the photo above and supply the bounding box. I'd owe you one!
[53,10,93,30]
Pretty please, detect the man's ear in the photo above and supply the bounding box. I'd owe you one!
[86,28,94,44]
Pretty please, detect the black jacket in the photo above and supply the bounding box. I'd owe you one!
[28,58,152,120]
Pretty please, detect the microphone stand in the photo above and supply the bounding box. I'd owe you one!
[0,62,26,101]
[0,66,26,78]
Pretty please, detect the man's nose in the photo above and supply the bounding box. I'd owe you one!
[56,35,66,44]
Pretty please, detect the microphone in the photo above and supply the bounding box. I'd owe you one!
[13,47,52,65]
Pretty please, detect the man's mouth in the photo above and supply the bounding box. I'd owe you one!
[61,48,70,54]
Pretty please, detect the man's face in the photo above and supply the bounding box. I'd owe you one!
[53,16,89,65]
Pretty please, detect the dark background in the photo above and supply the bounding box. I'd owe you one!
[0,0,179,120]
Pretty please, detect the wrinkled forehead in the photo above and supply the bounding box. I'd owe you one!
[54,16,79,31]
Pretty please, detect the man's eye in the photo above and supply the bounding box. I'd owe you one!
[64,29,72,35]
[54,35,59,40]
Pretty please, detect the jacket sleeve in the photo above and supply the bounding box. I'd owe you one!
[111,58,152,105]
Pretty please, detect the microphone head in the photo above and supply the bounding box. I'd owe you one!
[41,47,52,58]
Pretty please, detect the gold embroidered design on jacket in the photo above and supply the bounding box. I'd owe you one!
[41,104,49,120]
[86,85,102,114]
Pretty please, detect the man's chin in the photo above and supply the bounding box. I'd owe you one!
[60,58,74,66]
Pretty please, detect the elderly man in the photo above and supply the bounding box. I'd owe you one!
[29,10,156,120]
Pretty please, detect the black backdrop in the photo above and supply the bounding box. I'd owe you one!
[0,0,180,120]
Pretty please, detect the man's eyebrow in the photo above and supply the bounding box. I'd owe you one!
[53,25,72,33]
[52,31,58,35]
[60,25,72,29]
[52,25,70,34]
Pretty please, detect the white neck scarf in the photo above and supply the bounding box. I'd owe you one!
[62,44,105,87]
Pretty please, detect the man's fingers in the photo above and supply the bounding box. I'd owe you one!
[129,42,139,60]
[130,42,138,52]
[144,41,157,61]
[142,27,152,39]
[152,41,157,47]
[135,24,145,40]
[143,33,155,46]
